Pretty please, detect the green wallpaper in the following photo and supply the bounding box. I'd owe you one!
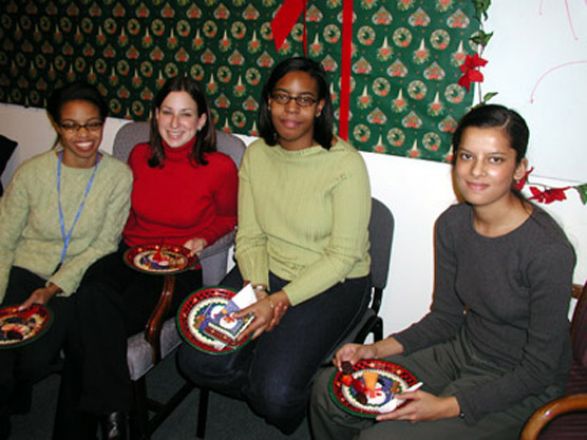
[0,0,480,162]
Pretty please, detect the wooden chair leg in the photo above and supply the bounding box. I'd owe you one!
[196,388,210,439]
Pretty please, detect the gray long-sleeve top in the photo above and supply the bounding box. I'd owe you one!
[394,203,575,423]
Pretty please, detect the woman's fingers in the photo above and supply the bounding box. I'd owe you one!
[234,299,273,341]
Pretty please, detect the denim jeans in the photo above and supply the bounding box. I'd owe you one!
[177,266,370,434]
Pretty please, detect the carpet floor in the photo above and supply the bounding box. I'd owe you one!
[9,351,312,440]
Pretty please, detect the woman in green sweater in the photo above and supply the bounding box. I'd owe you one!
[178,57,372,434]
[0,81,132,439]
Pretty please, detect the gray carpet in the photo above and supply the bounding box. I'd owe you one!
[9,351,312,440]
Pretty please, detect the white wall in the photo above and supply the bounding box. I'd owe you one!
[1,0,586,332]
[482,1,587,182]
[1,103,585,332]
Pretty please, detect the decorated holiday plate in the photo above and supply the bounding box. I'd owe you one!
[124,244,199,275]
[0,304,53,349]
[177,287,254,355]
[329,359,420,418]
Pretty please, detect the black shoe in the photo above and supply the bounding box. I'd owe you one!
[100,411,127,440]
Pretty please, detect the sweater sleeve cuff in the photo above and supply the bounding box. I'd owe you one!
[47,276,76,297]
[237,259,268,290]
[454,391,478,425]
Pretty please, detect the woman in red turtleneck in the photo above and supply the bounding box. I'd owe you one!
[124,134,237,250]
[53,77,237,440]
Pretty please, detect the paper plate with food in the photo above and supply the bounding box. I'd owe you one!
[329,359,421,418]
[0,304,53,349]
[177,285,257,355]
[124,244,199,275]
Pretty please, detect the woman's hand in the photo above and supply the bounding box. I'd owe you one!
[376,393,460,422]
[234,290,290,341]
[334,337,405,369]
[19,283,62,310]
[183,237,207,256]
[334,343,378,369]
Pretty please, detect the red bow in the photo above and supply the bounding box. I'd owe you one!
[271,0,307,51]
[529,186,571,204]
[458,54,488,91]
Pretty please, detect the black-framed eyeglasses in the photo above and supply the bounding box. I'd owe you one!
[59,120,104,133]
[270,92,318,107]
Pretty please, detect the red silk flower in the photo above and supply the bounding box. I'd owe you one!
[529,186,571,204]
[458,54,488,91]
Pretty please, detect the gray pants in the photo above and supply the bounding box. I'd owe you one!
[310,333,561,440]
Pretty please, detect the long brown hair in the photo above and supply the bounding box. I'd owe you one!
[148,76,216,167]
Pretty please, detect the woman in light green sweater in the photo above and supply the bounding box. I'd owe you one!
[178,57,372,434]
[0,81,132,439]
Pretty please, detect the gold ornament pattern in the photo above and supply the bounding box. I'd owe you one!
[0,0,479,162]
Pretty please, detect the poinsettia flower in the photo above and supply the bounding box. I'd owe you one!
[514,166,533,191]
[458,53,488,91]
[529,186,571,204]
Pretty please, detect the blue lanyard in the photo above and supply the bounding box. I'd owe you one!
[56,151,100,264]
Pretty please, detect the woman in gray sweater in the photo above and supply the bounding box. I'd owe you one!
[310,104,576,440]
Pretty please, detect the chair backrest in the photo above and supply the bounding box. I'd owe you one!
[112,121,149,162]
[111,121,246,167]
[368,198,394,291]
[112,120,246,287]
[571,282,587,367]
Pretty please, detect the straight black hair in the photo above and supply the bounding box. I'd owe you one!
[452,104,529,165]
[47,81,108,149]
[452,103,530,203]
[47,81,108,123]
[258,57,334,150]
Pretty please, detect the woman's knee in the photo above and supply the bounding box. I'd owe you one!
[310,366,334,407]
[247,372,308,430]
[177,344,239,384]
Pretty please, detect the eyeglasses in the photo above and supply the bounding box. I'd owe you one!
[59,120,104,133]
[270,92,318,107]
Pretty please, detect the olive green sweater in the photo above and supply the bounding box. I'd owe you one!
[235,138,371,305]
[0,150,132,301]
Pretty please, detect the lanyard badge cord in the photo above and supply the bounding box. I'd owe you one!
[56,151,100,265]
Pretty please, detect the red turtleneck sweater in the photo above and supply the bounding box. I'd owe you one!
[123,139,238,247]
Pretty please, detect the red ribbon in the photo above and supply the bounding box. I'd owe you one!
[271,0,307,52]
[338,0,353,140]
[271,0,353,139]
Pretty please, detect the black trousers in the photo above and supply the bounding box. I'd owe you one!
[0,267,75,422]
[53,244,202,438]
[177,267,370,434]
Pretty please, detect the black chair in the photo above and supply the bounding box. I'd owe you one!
[193,196,395,438]
[520,281,587,440]
[111,121,246,439]
[0,134,18,197]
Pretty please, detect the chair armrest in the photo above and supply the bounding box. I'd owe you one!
[199,230,235,259]
[520,393,587,440]
[144,274,176,364]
